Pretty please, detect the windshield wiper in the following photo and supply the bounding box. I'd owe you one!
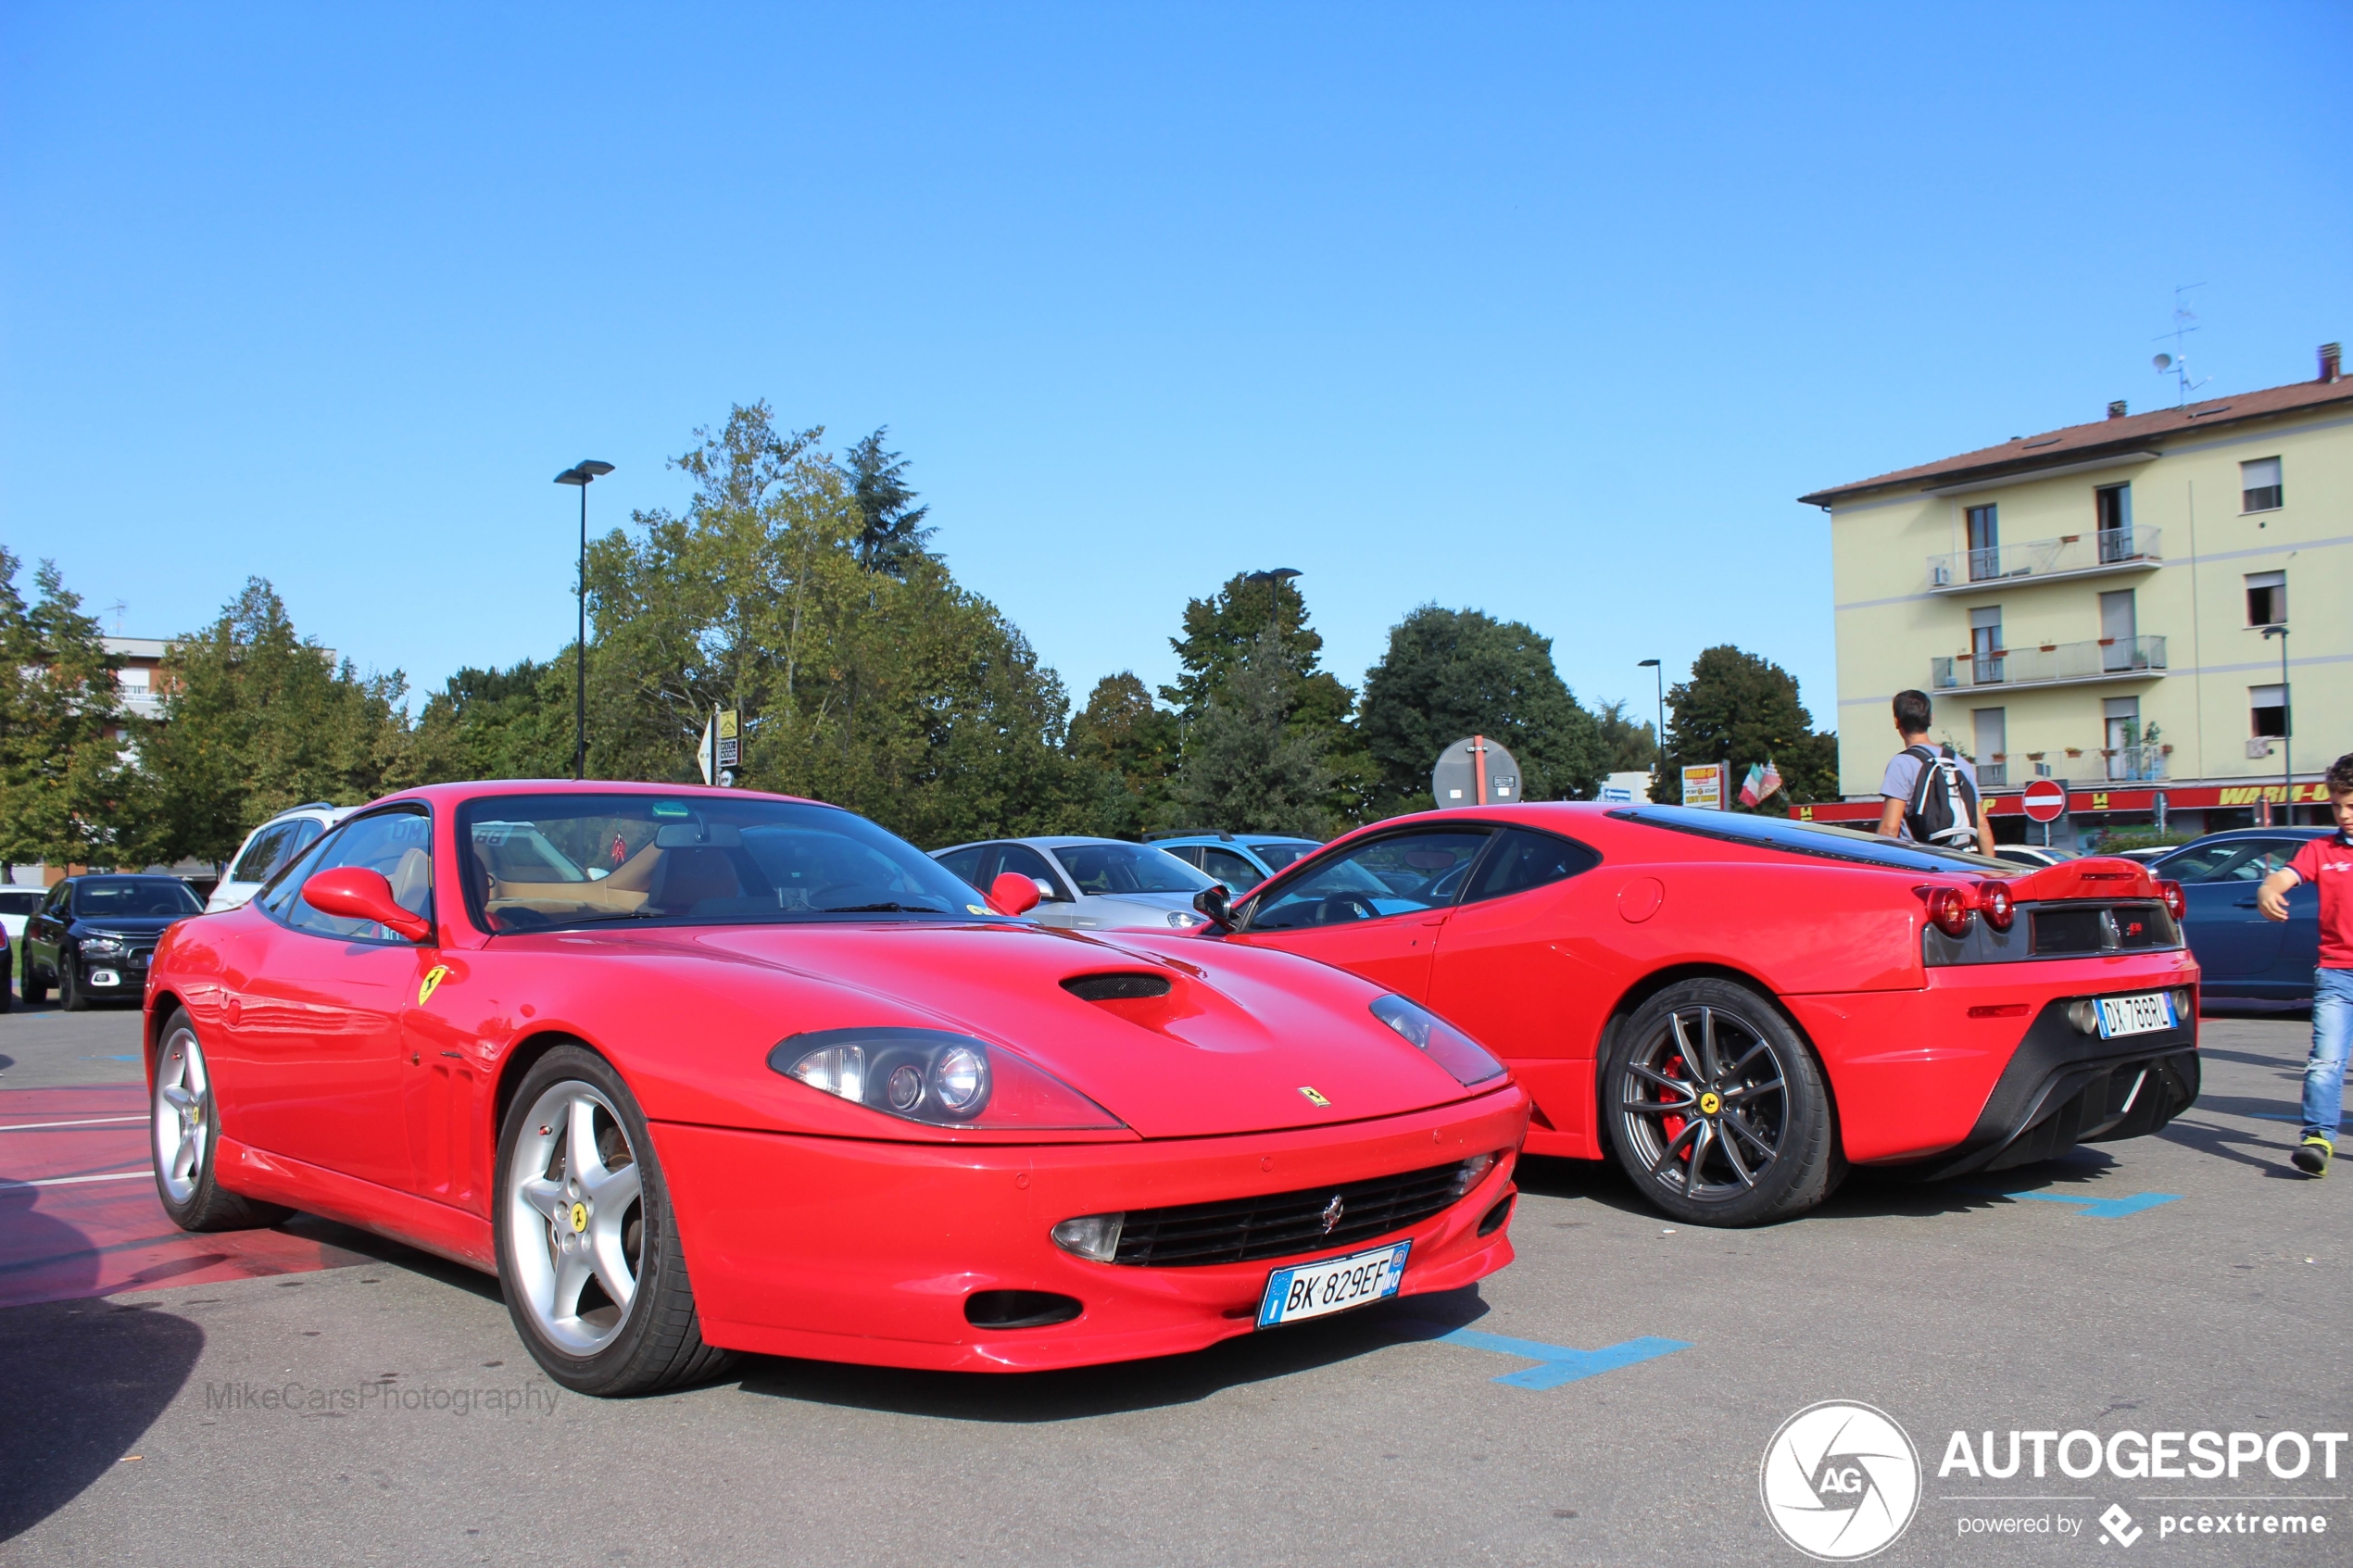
[812,901,955,915]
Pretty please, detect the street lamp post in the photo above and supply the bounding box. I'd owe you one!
[1638,659,1665,788]
[1241,568,1302,640]
[554,460,616,780]
[2263,622,2291,820]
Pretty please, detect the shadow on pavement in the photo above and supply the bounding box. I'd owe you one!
[0,1295,203,1541]
[732,1285,1491,1422]
[273,1211,507,1304]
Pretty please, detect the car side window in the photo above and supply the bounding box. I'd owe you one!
[1461,829,1601,904]
[279,809,434,942]
[998,844,1066,900]
[935,847,987,887]
[1246,829,1492,931]
[1199,847,1265,893]
[2167,840,2295,884]
[229,822,296,884]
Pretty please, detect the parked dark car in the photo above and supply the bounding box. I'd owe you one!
[20,874,206,1010]
[2150,828,2331,1002]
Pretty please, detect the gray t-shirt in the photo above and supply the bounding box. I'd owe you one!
[1880,746,1980,842]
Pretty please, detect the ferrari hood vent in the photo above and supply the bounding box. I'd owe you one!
[1061,972,1173,1002]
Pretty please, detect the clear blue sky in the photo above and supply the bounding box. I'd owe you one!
[5,3,2347,740]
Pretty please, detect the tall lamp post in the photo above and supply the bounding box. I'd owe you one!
[2263,622,2292,821]
[1241,568,1302,639]
[554,460,616,780]
[1638,659,1665,789]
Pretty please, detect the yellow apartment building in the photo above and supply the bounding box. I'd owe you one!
[1798,343,2351,843]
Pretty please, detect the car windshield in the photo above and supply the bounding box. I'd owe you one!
[1607,806,2013,873]
[73,878,203,918]
[459,794,1001,933]
[1055,842,1214,896]
[1252,840,1319,871]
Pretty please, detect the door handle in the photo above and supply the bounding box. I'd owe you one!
[2233,898,2259,908]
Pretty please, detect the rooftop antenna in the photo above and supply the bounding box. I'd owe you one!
[2150,283,2211,407]
[104,599,126,634]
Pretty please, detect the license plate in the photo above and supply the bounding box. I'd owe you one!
[2098,990,2176,1038]
[1256,1241,1410,1329]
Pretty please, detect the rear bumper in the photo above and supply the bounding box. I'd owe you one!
[651,1086,1529,1373]
[1784,948,2199,1166]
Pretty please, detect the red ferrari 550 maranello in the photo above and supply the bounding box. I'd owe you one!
[143,783,1526,1394]
[1204,803,2199,1226]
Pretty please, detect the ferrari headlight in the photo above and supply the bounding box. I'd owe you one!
[1051,1213,1125,1261]
[769,1028,1126,1132]
[1450,1152,1500,1198]
[1369,996,1506,1086]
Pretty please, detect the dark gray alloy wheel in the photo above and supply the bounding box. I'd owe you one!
[493,1045,735,1398]
[1607,978,1843,1226]
[152,1008,292,1232]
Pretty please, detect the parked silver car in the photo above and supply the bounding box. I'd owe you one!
[205,802,359,912]
[930,835,1217,930]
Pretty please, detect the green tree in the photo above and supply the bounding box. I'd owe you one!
[1654,645,1839,811]
[1066,671,1181,837]
[843,427,934,578]
[141,579,410,864]
[1594,698,1658,774]
[402,658,572,784]
[1356,605,1604,815]
[1170,631,1332,835]
[0,550,137,872]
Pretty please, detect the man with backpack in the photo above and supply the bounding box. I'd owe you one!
[1876,690,1995,850]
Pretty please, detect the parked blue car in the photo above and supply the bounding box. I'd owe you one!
[1146,832,1323,895]
[2150,827,2331,1002]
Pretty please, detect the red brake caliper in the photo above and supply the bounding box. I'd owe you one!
[1659,1053,1689,1157]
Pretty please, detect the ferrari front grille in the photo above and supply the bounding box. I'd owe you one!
[1112,1160,1464,1268]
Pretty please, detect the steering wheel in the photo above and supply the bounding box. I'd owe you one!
[1313,895,1379,926]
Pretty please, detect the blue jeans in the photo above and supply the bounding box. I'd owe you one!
[2304,969,2353,1142]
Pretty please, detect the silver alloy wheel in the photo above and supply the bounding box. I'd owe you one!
[507,1081,644,1355]
[154,1022,211,1204]
[1616,1005,1789,1202]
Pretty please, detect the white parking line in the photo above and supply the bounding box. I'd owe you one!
[1,1169,151,1187]
[0,1115,148,1134]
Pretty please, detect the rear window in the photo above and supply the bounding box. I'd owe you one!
[1605,806,2011,874]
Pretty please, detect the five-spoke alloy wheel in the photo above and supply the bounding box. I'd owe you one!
[493,1046,734,1396]
[152,1008,289,1232]
[1606,979,1843,1226]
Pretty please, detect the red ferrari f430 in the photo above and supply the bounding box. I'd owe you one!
[144,784,1526,1394]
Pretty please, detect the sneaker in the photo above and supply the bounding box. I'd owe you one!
[2292,1136,2334,1176]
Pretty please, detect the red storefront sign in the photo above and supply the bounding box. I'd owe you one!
[1789,781,2332,825]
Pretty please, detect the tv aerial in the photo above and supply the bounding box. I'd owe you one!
[2151,284,2212,406]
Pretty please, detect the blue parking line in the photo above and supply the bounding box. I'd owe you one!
[1969,1187,2180,1219]
[1424,1327,1692,1390]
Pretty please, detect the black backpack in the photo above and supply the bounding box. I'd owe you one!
[1902,744,1980,848]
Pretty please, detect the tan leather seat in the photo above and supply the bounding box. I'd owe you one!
[389,847,432,916]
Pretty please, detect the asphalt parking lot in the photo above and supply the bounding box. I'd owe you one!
[2,1001,2346,1567]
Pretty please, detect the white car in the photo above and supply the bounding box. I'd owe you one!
[205,802,359,912]
[0,886,43,947]
[930,835,1218,930]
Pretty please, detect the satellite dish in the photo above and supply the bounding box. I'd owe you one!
[2153,353,2173,371]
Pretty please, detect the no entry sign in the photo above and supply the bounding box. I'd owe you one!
[2021,777,2068,823]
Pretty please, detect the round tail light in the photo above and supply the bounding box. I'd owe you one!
[1976,881,2015,932]
[2157,879,2185,919]
[1924,885,1972,937]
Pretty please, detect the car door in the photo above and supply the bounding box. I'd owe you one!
[2167,838,2299,981]
[1227,826,1494,999]
[26,882,69,987]
[1197,845,1269,897]
[1424,827,1607,1135]
[220,807,441,1189]
[1000,844,1085,927]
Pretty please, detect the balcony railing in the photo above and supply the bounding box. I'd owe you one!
[1931,634,2167,691]
[2103,744,2171,783]
[1927,527,2161,591]
[117,687,164,721]
[1978,761,2008,788]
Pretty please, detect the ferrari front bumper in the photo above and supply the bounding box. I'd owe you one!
[650,1084,1528,1373]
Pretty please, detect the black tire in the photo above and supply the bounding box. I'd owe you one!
[493,1046,735,1397]
[58,957,90,1011]
[1604,978,1844,1226]
[152,1008,293,1232]
[20,962,46,1004]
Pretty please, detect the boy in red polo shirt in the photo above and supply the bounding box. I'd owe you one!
[2258,750,2353,1176]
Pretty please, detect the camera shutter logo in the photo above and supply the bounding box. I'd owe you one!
[1759,1400,1920,1561]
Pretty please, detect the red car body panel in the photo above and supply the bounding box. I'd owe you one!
[145,781,1526,1373]
[1222,803,2198,1169]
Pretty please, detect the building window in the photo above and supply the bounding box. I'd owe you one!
[2250,684,2289,738]
[2246,570,2286,627]
[1965,504,1999,580]
[1972,708,2007,788]
[2105,696,2144,781]
[1969,606,2003,684]
[2098,588,2138,671]
[2095,483,2133,560]
[2241,457,2283,513]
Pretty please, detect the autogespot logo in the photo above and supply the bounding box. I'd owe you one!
[1761,1400,1923,1562]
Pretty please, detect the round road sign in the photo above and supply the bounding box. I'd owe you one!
[2021,777,2068,823]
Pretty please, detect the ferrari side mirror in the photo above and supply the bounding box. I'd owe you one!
[1192,884,1233,933]
[986,872,1043,917]
[302,868,434,944]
